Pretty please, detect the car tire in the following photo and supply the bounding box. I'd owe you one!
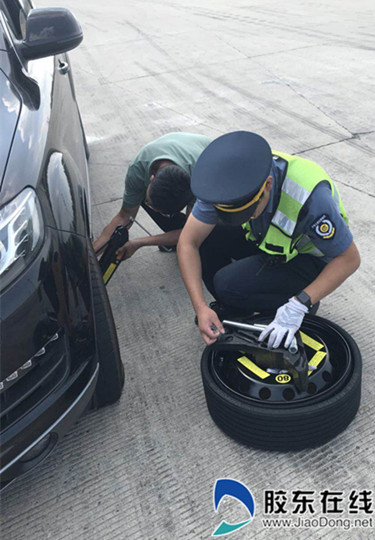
[82,127,90,161]
[201,315,361,451]
[88,245,124,407]
[78,109,90,160]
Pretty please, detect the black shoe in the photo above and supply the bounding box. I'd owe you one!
[194,302,247,326]
[158,245,176,253]
[209,301,229,320]
[309,301,320,316]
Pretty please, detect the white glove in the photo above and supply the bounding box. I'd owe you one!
[258,297,309,349]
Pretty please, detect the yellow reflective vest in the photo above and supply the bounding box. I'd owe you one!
[242,151,349,262]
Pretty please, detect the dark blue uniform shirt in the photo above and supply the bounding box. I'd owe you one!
[192,159,353,262]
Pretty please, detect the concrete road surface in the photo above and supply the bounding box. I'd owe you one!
[1,1,374,539]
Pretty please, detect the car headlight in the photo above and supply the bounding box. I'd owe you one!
[0,188,44,292]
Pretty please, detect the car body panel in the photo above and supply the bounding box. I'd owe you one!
[0,228,95,381]
[1,362,99,486]
[0,3,99,488]
[0,48,89,235]
[0,67,21,186]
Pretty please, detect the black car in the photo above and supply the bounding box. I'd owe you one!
[0,0,124,490]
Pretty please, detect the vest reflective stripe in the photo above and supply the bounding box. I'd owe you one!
[271,176,312,236]
[272,209,295,236]
[283,176,310,206]
[294,234,325,257]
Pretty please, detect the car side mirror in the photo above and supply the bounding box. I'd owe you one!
[19,7,83,61]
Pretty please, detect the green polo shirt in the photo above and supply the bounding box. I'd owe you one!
[122,132,212,208]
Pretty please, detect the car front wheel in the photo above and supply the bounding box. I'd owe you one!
[89,245,124,407]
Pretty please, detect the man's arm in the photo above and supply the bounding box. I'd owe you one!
[116,229,182,260]
[93,205,139,254]
[177,214,224,345]
[296,185,360,303]
[116,202,197,260]
[259,241,360,348]
[303,241,360,303]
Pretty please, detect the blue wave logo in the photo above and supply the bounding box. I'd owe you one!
[212,479,255,536]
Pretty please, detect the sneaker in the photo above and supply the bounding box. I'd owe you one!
[309,301,320,316]
[194,301,247,326]
[158,245,176,253]
[209,301,229,320]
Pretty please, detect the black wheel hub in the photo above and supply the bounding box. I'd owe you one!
[209,317,352,406]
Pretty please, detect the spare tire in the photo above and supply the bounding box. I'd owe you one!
[201,315,361,451]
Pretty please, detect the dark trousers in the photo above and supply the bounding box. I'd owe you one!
[200,225,326,314]
[141,203,187,233]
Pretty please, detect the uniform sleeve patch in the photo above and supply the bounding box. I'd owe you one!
[311,214,336,239]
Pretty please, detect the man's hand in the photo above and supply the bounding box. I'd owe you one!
[258,297,308,349]
[177,215,217,343]
[196,305,225,345]
[116,239,142,261]
[93,205,139,255]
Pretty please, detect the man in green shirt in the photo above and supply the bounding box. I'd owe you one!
[93,132,212,259]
